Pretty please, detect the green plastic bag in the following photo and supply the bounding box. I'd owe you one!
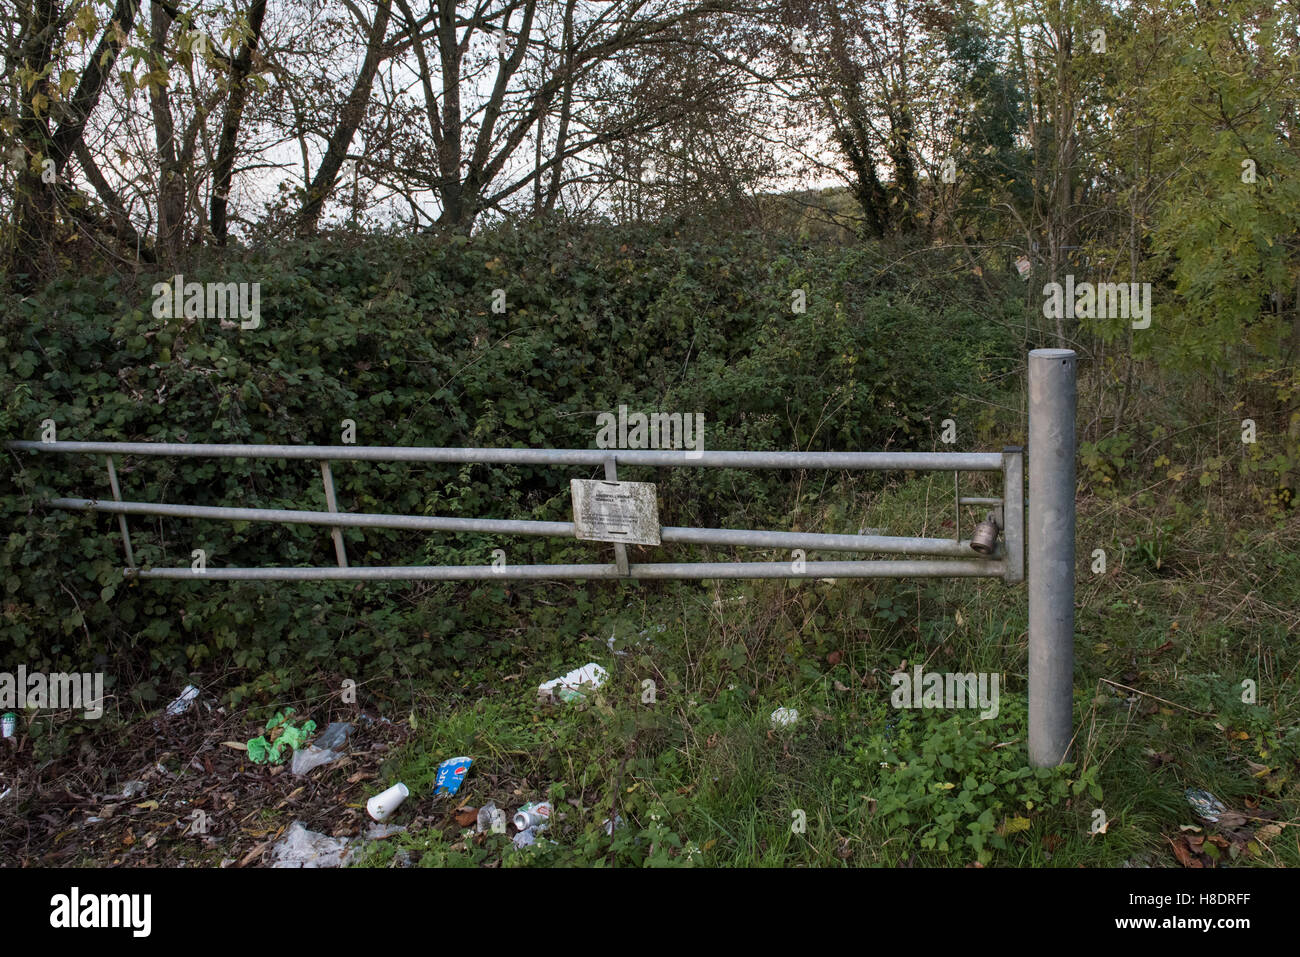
[247,708,317,765]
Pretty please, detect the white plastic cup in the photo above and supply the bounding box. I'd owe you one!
[367,782,409,822]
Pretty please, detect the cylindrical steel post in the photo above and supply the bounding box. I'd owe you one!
[1028,349,1076,767]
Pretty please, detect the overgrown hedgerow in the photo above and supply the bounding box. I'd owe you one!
[0,221,1018,712]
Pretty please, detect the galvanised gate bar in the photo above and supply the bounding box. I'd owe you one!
[5,349,1077,766]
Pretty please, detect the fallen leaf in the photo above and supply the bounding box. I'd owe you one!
[134,800,159,811]
[1216,810,1249,828]
[454,807,478,828]
[236,840,271,867]
[1170,835,1203,868]
[826,651,842,666]
[1256,824,1283,844]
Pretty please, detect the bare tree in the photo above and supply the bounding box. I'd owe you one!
[211,0,268,243]
[298,0,393,235]
[379,0,740,231]
[7,0,142,278]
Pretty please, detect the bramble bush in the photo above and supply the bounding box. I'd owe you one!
[0,220,1018,709]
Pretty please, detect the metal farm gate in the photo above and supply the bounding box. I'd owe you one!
[5,350,1078,766]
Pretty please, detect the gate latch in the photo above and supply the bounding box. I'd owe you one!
[970,510,1002,556]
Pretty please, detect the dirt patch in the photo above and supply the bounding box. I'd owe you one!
[0,703,414,866]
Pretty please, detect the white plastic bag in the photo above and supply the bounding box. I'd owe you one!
[271,821,352,868]
[538,663,608,704]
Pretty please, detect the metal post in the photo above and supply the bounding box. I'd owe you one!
[1027,349,1076,766]
[104,456,136,571]
[320,461,348,568]
[602,456,629,577]
[1001,447,1024,584]
[953,471,960,543]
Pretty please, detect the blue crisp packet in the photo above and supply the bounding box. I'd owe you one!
[434,756,473,796]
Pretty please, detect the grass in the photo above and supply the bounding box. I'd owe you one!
[349,443,1300,867]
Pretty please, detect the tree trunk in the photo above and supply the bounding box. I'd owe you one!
[298,0,392,236]
[211,0,268,244]
[149,1,186,264]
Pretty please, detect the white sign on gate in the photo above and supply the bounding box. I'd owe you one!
[570,479,660,545]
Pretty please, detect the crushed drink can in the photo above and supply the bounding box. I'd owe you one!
[1185,788,1226,823]
[433,756,472,797]
[1,712,16,738]
[513,801,551,831]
